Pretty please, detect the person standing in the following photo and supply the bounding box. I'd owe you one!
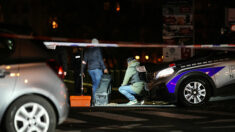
[119,57,144,105]
[82,38,108,102]
[71,47,82,94]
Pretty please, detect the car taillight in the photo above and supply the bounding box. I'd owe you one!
[169,63,176,67]
[58,66,65,79]
[46,59,64,79]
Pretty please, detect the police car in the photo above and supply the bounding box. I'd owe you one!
[149,51,235,106]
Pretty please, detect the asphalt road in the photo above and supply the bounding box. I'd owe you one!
[56,98,235,132]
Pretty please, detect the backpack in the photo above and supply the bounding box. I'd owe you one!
[136,66,149,91]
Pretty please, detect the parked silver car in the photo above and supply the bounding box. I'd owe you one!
[0,32,69,131]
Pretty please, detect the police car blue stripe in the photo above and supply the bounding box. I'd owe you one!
[166,66,225,93]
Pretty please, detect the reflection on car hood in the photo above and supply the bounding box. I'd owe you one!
[145,52,235,73]
[175,52,235,69]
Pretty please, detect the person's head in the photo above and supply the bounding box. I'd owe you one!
[127,57,135,65]
[91,38,99,44]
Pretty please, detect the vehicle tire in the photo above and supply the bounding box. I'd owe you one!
[178,78,211,107]
[4,95,56,132]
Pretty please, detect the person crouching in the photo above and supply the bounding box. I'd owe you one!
[119,57,144,105]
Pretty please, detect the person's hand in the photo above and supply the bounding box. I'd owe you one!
[64,72,67,76]
[82,73,85,78]
[104,69,108,74]
[82,61,86,64]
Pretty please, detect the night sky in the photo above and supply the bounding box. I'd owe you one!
[1,0,235,43]
[1,0,235,67]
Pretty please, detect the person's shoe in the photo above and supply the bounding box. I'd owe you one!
[126,99,138,105]
[140,100,145,105]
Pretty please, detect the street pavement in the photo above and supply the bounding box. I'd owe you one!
[56,98,235,132]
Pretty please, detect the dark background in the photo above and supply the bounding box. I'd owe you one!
[0,0,235,71]
[0,0,234,44]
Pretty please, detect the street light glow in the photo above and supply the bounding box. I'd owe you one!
[145,55,149,60]
[52,21,58,29]
[116,2,120,12]
[135,55,140,60]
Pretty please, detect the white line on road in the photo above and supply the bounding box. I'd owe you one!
[133,111,206,119]
[56,130,81,132]
[196,119,235,124]
[203,125,235,129]
[186,110,235,117]
[80,112,148,121]
[63,118,87,124]
[95,124,175,130]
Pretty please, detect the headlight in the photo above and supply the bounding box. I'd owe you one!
[156,67,174,79]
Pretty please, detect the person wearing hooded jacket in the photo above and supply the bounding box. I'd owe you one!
[82,38,108,103]
[119,57,144,105]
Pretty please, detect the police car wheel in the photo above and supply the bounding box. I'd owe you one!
[179,78,211,106]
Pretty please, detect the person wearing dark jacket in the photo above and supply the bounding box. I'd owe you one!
[82,38,108,102]
[71,47,82,94]
[119,57,144,105]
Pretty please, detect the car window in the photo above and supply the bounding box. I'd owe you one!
[0,37,15,59]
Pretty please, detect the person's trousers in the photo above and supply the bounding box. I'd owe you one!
[88,69,103,102]
[119,85,137,101]
[74,71,81,94]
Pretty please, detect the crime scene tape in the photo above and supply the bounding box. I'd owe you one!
[43,41,235,49]
[1,33,235,49]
